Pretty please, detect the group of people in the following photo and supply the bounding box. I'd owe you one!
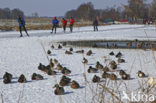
[17,16,98,37]
[51,17,75,34]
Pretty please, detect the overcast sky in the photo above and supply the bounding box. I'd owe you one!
[0,0,152,17]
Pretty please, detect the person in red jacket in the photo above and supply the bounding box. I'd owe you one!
[61,18,67,32]
[69,17,75,32]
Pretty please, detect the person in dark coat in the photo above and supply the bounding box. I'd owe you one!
[93,19,98,31]
[62,18,67,32]
[69,17,75,32]
[51,17,59,34]
[17,16,29,37]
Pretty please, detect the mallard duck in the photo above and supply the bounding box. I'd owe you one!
[92,75,100,83]
[61,67,71,75]
[65,50,72,54]
[110,63,117,70]
[53,84,65,95]
[51,44,55,49]
[69,47,73,51]
[53,59,58,65]
[82,57,88,64]
[48,69,57,75]
[18,74,27,83]
[75,50,84,54]
[116,52,122,58]
[87,66,98,73]
[47,50,51,55]
[102,72,110,78]
[103,66,109,72]
[109,73,117,80]
[118,58,125,63]
[3,72,12,84]
[3,72,12,79]
[49,59,54,68]
[59,75,71,86]
[31,73,43,80]
[138,71,146,78]
[121,73,130,80]
[109,60,116,65]
[109,51,114,56]
[38,63,45,71]
[86,50,92,56]
[96,61,103,70]
[71,80,80,89]
[56,63,63,71]
[58,44,62,49]
[119,70,126,76]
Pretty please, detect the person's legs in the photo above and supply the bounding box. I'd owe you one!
[70,25,73,32]
[94,26,96,31]
[63,25,66,32]
[96,26,98,31]
[51,25,54,33]
[19,26,23,37]
[54,25,57,34]
[23,26,29,36]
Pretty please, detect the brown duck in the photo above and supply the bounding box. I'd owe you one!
[71,80,80,89]
[109,73,117,80]
[87,66,98,73]
[86,50,92,56]
[92,75,100,83]
[53,84,65,95]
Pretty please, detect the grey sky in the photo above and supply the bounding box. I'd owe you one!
[0,0,152,17]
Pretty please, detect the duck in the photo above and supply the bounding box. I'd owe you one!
[121,73,130,80]
[59,75,71,86]
[31,73,44,80]
[51,44,55,49]
[49,59,54,68]
[58,44,62,49]
[69,47,73,51]
[87,66,98,73]
[53,84,65,95]
[109,51,114,56]
[65,50,72,55]
[18,74,27,83]
[109,61,117,70]
[92,75,100,83]
[82,57,88,64]
[118,58,125,63]
[103,66,109,72]
[116,52,122,58]
[96,61,103,70]
[109,60,116,65]
[53,59,58,65]
[47,50,51,55]
[76,50,84,54]
[102,72,110,78]
[38,63,45,71]
[61,67,71,75]
[86,50,92,56]
[3,72,12,79]
[138,71,146,78]
[71,80,80,89]
[56,63,63,71]
[3,72,12,84]
[47,69,57,75]
[119,70,126,76]
[109,73,117,80]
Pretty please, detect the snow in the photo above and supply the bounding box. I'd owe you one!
[0,24,156,103]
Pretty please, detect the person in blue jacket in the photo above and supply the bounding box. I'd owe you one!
[17,16,29,37]
[51,17,59,34]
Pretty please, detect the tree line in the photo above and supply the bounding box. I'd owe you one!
[65,0,156,21]
[0,8,24,19]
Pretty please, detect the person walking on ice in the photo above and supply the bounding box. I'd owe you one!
[17,16,29,37]
[61,18,67,32]
[69,17,75,32]
[93,18,98,31]
[51,17,59,34]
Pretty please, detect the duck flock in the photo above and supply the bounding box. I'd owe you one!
[2,43,155,96]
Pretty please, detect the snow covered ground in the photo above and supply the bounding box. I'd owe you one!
[0,24,156,103]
